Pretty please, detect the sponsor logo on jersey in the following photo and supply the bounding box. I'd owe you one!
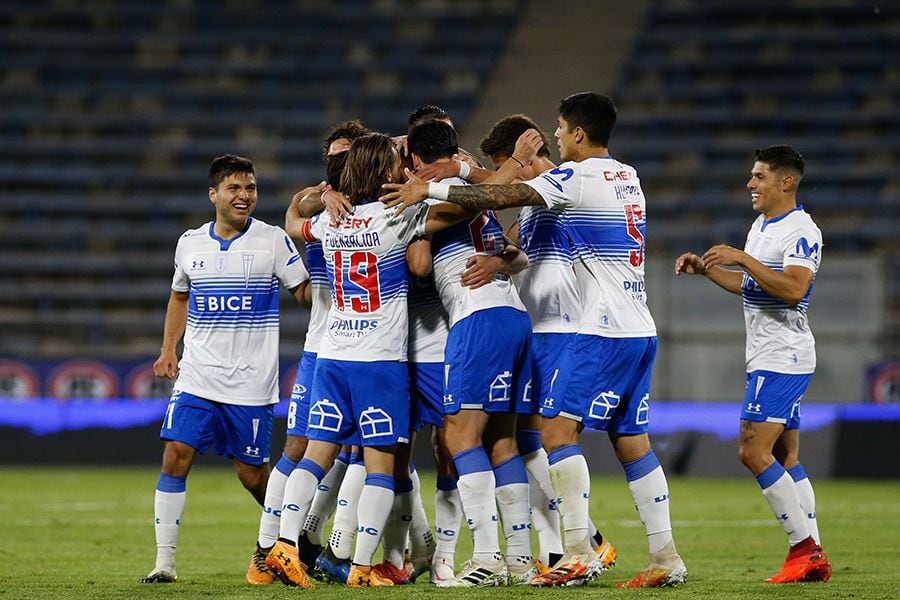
[790,237,820,261]
[195,295,253,311]
[603,170,634,181]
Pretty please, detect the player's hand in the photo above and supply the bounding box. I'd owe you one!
[702,244,744,269]
[460,254,504,289]
[674,252,707,275]
[392,134,409,158]
[323,188,352,224]
[290,181,328,219]
[511,128,544,166]
[415,160,460,183]
[153,350,179,381]
[381,168,429,213]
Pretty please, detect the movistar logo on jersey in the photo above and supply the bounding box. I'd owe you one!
[195,295,253,311]
[790,237,819,261]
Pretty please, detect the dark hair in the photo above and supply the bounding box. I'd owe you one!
[407,120,458,164]
[408,104,451,130]
[321,119,371,158]
[755,145,805,177]
[209,154,255,188]
[480,114,551,160]
[340,133,396,203]
[324,151,349,192]
[558,92,616,147]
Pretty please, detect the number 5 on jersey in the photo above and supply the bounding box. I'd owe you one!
[624,204,645,267]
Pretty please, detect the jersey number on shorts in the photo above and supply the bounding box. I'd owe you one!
[624,204,645,267]
[333,251,381,312]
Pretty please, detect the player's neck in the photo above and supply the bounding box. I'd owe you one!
[762,197,798,221]
[574,144,610,162]
[213,217,250,239]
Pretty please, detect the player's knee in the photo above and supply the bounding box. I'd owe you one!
[237,464,268,496]
[283,435,308,462]
[161,441,194,477]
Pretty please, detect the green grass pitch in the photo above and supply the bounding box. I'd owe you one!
[1,466,898,599]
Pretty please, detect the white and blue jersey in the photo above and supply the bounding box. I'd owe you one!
[429,178,532,414]
[514,205,580,333]
[429,177,527,326]
[170,217,309,406]
[408,272,449,429]
[300,201,429,446]
[741,206,822,374]
[302,202,429,361]
[524,157,656,338]
[303,238,331,354]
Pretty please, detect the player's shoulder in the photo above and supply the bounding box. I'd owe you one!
[180,222,211,239]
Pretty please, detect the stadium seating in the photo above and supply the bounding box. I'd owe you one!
[0,0,522,358]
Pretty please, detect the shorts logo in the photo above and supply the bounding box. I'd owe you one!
[636,394,650,425]
[443,364,454,405]
[489,371,512,403]
[521,379,532,405]
[292,383,307,400]
[791,398,802,420]
[244,445,260,457]
[589,391,620,421]
[746,402,762,414]
[309,399,343,432]
[359,406,393,439]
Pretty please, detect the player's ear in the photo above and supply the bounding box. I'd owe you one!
[208,186,216,203]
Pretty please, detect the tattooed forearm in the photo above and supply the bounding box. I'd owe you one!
[447,183,543,210]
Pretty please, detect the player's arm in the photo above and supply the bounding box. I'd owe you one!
[701,244,814,305]
[288,279,313,309]
[153,290,189,380]
[406,236,434,277]
[675,252,743,295]
[382,129,546,211]
[460,243,529,290]
[286,183,326,236]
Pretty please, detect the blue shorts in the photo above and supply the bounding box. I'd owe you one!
[286,351,317,437]
[308,359,410,447]
[742,370,812,430]
[410,361,444,430]
[160,390,274,465]
[542,334,656,434]
[532,332,576,408]
[443,307,533,415]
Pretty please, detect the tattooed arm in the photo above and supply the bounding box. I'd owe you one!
[445,183,545,211]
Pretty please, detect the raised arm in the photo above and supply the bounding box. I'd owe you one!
[286,183,326,237]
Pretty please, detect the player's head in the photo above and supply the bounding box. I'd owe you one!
[556,92,616,160]
[480,114,552,169]
[208,154,256,223]
[748,145,805,213]
[408,104,453,131]
[322,119,371,158]
[407,120,458,168]
[209,154,255,189]
[754,145,805,179]
[340,133,400,204]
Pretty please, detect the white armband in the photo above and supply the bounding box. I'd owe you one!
[428,182,450,201]
[457,160,471,180]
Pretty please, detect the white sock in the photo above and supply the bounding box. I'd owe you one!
[381,478,413,569]
[626,465,674,555]
[453,447,500,561]
[154,489,185,571]
[789,464,820,545]
[279,461,323,545]
[257,453,295,549]
[352,475,396,566]
[547,447,592,555]
[409,468,436,560]
[494,455,532,560]
[434,476,462,566]
[522,448,563,563]
[329,461,366,560]
[757,461,810,546]
[303,455,348,546]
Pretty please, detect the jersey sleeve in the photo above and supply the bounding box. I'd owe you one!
[394,202,431,242]
[523,161,582,211]
[274,226,310,289]
[171,233,190,292]
[782,221,823,275]
[301,214,322,242]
